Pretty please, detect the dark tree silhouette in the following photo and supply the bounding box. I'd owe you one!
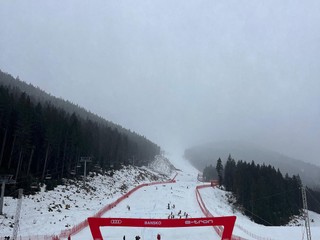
[224,159,302,225]
[0,70,161,194]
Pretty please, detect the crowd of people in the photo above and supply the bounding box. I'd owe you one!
[167,203,189,219]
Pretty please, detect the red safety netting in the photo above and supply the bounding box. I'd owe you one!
[57,173,178,239]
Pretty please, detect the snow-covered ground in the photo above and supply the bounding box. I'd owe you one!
[1,153,319,240]
[0,165,171,238]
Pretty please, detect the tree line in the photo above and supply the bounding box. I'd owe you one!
[203,155,305,225]
[0,73,160,194]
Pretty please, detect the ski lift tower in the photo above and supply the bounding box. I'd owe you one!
[0,174,15,215]
[12,188,23,240]
[80,157,92,186]
[301,185,312,240]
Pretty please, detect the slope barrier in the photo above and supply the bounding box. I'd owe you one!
[196,184,275,240]
[56,173,178,239]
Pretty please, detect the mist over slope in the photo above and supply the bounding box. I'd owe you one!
[0,69,155,143]
[149,155,179,175]
[184,141,320,189]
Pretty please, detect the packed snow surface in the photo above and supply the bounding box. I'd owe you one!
[1,153,319,240]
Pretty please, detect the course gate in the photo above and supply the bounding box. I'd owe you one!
[88,216,236,240]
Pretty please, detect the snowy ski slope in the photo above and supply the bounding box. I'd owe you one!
[1,153,319,240]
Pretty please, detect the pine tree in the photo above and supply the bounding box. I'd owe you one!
[224,154,236,191]
[216,157,223,186]
[203,164,216,182]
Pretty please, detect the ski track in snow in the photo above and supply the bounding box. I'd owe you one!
[1,154,319,240]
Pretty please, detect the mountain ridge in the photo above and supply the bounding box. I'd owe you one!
[184,140,320,189]
[0,69,150,142]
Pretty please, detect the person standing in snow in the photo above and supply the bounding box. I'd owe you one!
[157,233,161,240]
[123,235,126,240]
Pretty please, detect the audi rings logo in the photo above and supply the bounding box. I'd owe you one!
[110,219,122,225]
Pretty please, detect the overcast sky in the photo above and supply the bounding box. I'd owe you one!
[0,0,319,165]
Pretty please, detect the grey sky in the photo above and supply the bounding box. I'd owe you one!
[1,0,319,165]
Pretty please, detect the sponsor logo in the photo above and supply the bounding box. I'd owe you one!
[110,219,122,224]
[144,221,162,225]
[185,220,213,225]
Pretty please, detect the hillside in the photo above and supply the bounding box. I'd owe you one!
[0,156,173,238]
[0,69,119,131]
[0,69,158,154]
[184,141,320,189]
[0,69,161,191]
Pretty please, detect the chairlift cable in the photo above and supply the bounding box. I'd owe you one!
[305,188,320,208]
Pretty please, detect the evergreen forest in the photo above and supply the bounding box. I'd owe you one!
[0,70,161,194]
[203,155,320,225]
